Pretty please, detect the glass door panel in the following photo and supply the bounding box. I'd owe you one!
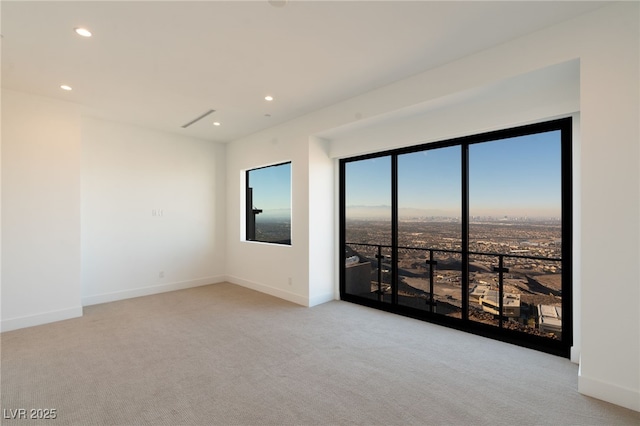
[397,147,462,315]
[468,131,563,336]
[344,156,392,302]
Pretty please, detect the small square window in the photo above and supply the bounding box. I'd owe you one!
[246,162,291,245]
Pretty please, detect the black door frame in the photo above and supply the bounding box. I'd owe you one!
[339,117,573,357]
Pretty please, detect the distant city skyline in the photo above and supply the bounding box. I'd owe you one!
[345,205,561,220]
[346,130,561,218]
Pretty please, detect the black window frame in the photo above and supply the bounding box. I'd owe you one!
[339,118,572,357]
[245,161,292,246]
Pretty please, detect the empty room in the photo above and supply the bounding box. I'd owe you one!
[1,1,639,425]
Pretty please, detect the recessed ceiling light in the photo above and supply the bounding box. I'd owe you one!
[265,95,274,101]
[74,27,92,37]
[60,85,73,91]
[213,122,221,126]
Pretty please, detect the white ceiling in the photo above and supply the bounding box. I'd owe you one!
[1,1,606,143]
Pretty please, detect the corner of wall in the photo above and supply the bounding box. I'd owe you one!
[226,275,309,307]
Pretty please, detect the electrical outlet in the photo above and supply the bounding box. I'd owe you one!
[159,271,164,278]
[288,277,292,286]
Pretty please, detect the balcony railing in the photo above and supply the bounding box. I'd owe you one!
[344,242,563,336]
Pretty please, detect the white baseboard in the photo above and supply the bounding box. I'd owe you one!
[225,275,308,306]
[309,291,336,307]
[578,371,640,412]
[81,275,226,307]
[1,306,83,332]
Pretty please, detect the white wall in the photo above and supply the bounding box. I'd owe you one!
[1,91,227,329]
[325,60,580,157]
[1,89,83,331]
[225,128,310,305]
[576,4,639,411]
[226,3,639,411]
[308,136,335,306]
[81,117,226,305]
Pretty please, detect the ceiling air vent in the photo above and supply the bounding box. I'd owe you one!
[181,109,216,128]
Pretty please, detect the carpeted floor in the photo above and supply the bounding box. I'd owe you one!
[1,282,638,425]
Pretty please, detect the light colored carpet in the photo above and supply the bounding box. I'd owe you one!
[1,282,638,425]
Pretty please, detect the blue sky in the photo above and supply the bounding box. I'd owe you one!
[248,163,291,213]
[469,131,561,217]
[398,145,461,213]
[345,130,562,218]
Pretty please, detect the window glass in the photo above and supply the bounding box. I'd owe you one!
[468,131,562,337]
[246,162,291,245]
[344,156,392,302]
[340,118,571,356]
[397,146,462,316]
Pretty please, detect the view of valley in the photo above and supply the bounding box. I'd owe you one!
[344,217,563,339]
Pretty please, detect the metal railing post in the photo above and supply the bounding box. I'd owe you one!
[426,249,438,313]
[493,255,509,328]
[375,245,384,301]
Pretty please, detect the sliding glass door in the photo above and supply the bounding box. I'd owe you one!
[339,118,572,356]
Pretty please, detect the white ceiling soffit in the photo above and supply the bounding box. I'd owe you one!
[323,59,580,159]
[1,1,606,143]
